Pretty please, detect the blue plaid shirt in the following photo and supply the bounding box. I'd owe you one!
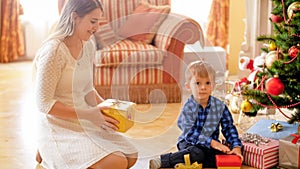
[177,95,242,149]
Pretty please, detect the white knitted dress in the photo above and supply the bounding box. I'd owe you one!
[33,39,137,169]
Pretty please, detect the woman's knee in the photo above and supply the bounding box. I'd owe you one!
[89,152,128,169]
[126,152,138,168]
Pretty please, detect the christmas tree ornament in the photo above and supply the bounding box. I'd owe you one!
[270,14,284,23]
[239,56,253,71]
[287,2,300,20]
[254,53,266,70]
[265,51,277,68]
[233,77,249,90]
[287,95,292,100]
[269,41,277,50]
[227,94,242,114]
[244,111,257,117]
[241,99,252,112]
[238,55,265,87]
[247,70,259,86]
[288,45,299,58]
[266,76,285,96]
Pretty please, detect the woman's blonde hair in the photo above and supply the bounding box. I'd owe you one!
[185,60,216,83]
[46,0,103,41]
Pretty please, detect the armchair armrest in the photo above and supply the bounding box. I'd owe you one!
[154,13,205,50]
[155,13,205,84]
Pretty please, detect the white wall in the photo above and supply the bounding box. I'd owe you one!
[171,0,212,31]
[20,0,59,58]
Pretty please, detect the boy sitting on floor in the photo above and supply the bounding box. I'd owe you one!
[149,61,243,168]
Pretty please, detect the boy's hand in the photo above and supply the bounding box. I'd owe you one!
[211,140,230,153]
[227,146,243,162]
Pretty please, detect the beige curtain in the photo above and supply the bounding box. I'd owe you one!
[0,0,25,63]
[206,0,229,49]
[206,0,229,68]
[0,1,2,39]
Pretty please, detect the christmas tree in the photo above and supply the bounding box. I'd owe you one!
[239,0,300,124]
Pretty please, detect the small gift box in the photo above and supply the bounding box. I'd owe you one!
[99,99,136,132]
[279,133,300,169]
[241,133,279,169]
[247,119,298,140]
[174,154,202,169]
[215,155,242,169]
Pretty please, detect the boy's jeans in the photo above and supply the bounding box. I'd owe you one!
[160,140,222,168]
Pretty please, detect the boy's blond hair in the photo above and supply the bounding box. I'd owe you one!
[185,60,216,83]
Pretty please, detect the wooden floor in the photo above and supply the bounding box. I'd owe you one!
[0,61,263,169]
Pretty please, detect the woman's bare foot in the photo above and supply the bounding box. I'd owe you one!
[36,150,42,163]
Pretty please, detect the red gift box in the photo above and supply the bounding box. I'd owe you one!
[216,155,242,169]
[242,138,279,169]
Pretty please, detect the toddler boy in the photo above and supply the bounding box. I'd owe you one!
[149,61,243,168]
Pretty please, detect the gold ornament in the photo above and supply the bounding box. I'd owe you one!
[265,51,277,68]
[287,2,300,19]
[241,99,252,112]
[269,42,277,50]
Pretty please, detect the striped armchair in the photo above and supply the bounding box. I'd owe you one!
[93,0,204,103]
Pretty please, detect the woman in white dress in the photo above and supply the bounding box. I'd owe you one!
[33,0,138,168]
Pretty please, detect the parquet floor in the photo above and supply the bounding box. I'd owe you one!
[0,61,278,169]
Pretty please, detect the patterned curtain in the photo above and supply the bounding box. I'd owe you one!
[0,0,25,63]
[206,0,229,50]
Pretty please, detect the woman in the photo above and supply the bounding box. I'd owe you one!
[33,0,138,168]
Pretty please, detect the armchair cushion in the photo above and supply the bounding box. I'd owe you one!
[94,19,120,50]
[95,39,165,67]
[117,1,170,44]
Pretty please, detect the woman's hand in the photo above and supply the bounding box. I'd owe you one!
[101,113,119,131]
[96,103,119,131]
[79,104,119,131]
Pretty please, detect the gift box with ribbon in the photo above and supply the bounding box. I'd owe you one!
[174,154,202,169]
[247,119,298,140]
[241,133,279,169]
[215,155,242,169]
[279,133,300,169]
[99,99,136,132]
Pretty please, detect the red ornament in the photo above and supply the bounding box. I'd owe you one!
[271,14,284,23]
[288,46,299,58]
[266,77,284,96]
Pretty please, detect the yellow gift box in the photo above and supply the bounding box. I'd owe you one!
[99,99,136,132]
[175,154,202,169]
